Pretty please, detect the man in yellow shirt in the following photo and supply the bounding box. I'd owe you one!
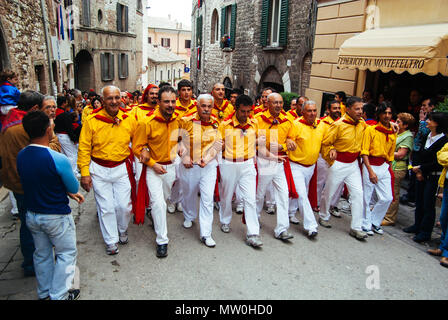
[288,100,324,239]
[253,87,273,115]
[178,94,221,247]
[131,84,159,122]
[255,93,295,241]
[168,80,198,214]
[132,86,180,258]
[211,83,234,122]
[176,79,197,117]
[78,86,138,255]
[361,103,396,235]
[319,96,368,240]
[335,91,347,116]
[286,96,307,121]
[217,94,281,247]
[316,100,342,217]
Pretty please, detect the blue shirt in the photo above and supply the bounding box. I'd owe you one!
[17,144,79,215]
[0,81,20,106]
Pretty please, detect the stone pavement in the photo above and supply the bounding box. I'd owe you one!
[0,186,446,300]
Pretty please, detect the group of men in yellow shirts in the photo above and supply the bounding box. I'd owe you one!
[76,79,398,258]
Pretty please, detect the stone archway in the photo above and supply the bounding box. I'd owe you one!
[258,66,284,93]
[0,19,10,71]
[223,76,232,99]
[74,50,95,91]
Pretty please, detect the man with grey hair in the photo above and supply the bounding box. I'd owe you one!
[287,100,322,239]
[178,93,222,247]
[78,85,139,255]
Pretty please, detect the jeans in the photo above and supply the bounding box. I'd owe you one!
[14,193,35,273]
[414,174,439,238]
[439,179,448,257]
[26,212,77,300]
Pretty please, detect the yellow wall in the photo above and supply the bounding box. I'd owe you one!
[371,0,448,28]
[148,28,191,67]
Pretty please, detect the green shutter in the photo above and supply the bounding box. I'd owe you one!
[260,0,270,47]
[230,4,237,49]
[196,15,203,46]
[279,0,289,47]
[220,7,226,48]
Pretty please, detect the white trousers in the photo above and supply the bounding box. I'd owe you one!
[256,158,289,237]
[265,184,276,206]
[219,159,259,236]
[146,163,176,245]
[57,133,79,177]
[319,160,364,231]
[316,155,343,208]
[289,162,319,232]
[362,162,393,230]
[180,160,217,238]
[168,156,183,204]
[90,161,132,245]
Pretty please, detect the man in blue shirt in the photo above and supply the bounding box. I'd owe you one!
[17,111,84,300]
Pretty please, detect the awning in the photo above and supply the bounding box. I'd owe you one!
[337,23,448,76]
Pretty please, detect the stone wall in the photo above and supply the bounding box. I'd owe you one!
[191,0,314,98]
[0,0,51,93]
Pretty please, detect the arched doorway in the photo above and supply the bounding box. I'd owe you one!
[75,50,95,91]
[258,66,284,93]
[223,77,232,99]
[0,20,10,72]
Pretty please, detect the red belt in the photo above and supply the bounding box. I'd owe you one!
[368,156,387,166]
[91,156,126,167]
[336,152,360,163]
[223,157,253,162]
[158,161,173,165]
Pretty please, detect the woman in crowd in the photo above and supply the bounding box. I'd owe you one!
[427,141,448,267]
[403,112,448,242]
[382,112,415,226]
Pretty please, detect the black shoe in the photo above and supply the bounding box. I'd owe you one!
[403,225,418,234]
[413,233,431,243]
[65,289,80,300]
[156,244,168,258]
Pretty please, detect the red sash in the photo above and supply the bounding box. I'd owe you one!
[308,165,318,209]
[336,152,360,163]
[283,158,299,199]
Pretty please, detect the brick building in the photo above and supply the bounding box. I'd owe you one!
[191,0,316,100]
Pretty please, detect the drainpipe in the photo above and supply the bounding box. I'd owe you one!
[40,0,55,95]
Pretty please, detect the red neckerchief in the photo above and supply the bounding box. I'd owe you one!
[214,100,229,119]
[1,81,13,87]
[288,110,299,119]
[260,114,288,128]
[1,108,27,133]
[299,118,319,128]
[374,124,394,141]
[232,118,252,133]
[153,112,178,124]
[138,104,156,111]
[176,100,196,112]
[94,113,128,125]
[192,113,219,128]
[342,118,357,125]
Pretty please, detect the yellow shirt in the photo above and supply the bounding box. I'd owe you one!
[81,104,94,125]
[288,118,324,166]
[361,123,396,163]
[178,112,219,163]
[322,113,366,164]
[176,99,197,118]
[340,102,346,116]
[286,109,300,122]
[253,104,265,116]
[212,99,234,123]
[77,108,138,176]
[132,108,180,167]
[129,103,158,122]
[255,110,295,153]
[218,114,258,161]
[437,142,448,187]
[318,115,337,163]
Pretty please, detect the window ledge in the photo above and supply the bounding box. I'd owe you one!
[262,46,285,51]
[222,47,233,52]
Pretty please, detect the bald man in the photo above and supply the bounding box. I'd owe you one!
[78,86,139,255]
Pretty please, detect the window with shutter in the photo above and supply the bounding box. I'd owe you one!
[109,53,114,81]
[230,4,237,49]
[124,5,129,32]
[261,0,288,48]
[82,0,90,27]
[260,0,270,47]
[196,16,203,47]
[278,0,289,47]
[117,3,122,32]
[119,53,128,79]
[220,7,226,48]
[101,53,114,81]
